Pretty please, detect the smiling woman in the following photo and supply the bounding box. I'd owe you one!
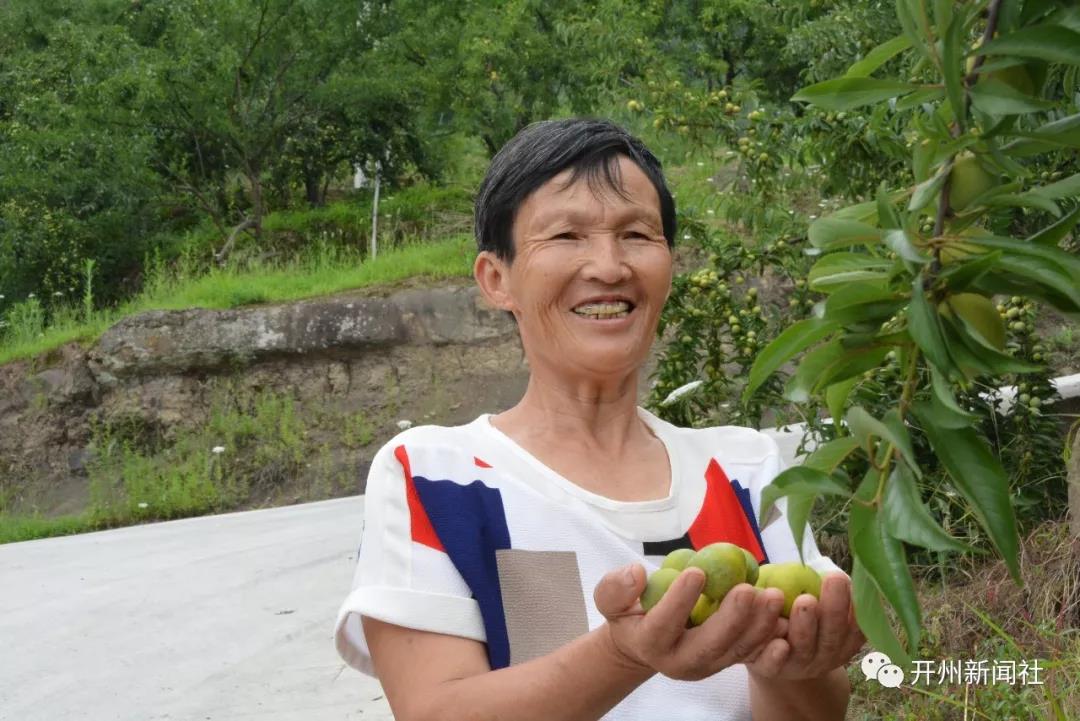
[334,119,862,721]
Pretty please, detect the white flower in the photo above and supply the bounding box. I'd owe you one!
[397,420,413,430]
[53,291,63,296]
[0,294,4,300]
[27,292,35,298]
[683,234,691,240]
[696,162,704,167]
[212,445,225,454]
[661,380,704,407]
[138,502,148,509]
[706,209,715,214]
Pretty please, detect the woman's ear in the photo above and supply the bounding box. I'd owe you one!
[474,251,515,313]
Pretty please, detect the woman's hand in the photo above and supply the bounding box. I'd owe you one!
[745,573,866,681]
[593,564,789,681]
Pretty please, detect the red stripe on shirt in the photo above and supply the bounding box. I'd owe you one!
[394,444,445,552]
[474,457,492,468]
[688,459,766,562]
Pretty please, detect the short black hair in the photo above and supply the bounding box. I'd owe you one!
[475,117,677,265]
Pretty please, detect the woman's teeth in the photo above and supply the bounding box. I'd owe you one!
[572,302,632,319]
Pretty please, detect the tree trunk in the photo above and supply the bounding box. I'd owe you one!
[248,162,264,242]
[1069,429,1080,539]
[304,165,324,207]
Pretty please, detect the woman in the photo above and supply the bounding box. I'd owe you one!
[335,118,865,720]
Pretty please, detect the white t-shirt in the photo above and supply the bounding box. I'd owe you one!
[335,406,839,720]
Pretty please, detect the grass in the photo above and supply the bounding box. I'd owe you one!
[0,379,379,544]
[0,233,476,365]
[0,513,106,544]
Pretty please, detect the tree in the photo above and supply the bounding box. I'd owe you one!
[747,0,1080,665]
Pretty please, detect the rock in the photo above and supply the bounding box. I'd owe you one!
[67,447,93,475]
[86,286,518,382]
[18,362,100,408]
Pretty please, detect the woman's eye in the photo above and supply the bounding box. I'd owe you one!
[553,232,577,239]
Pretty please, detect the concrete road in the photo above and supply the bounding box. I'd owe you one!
[0,497,393,721]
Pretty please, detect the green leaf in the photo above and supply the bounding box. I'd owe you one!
[808,252,893,291]
[978,25,1080,66]
[785,340,845,403]
[929,367,978,427]
[1012,112,1080,152]
[759,466,851,558]
[785,493,815,562]
[1028,204,1080,246]
[939,250,1004,292]
[884,463,972,553]
[990,255,1080,312]
[912,136,938,183]
[824,283,905,325]
[792,77,919,111]
[906,276,954,376]
[985,193,1062,217]
[816,345,892,390]
[895,86,945,111]
[808,217,882,249]
[883,228,930,263]
[826,377,859,428]
[804,436,862,474]
[895,0,930,62]
[969,79,1055,115]
[941,314,1043,374]
[832,200,880,222]
[942,13,965,128]
[849,481,922,655]
[743,318,838,403]
[877,185,903,228]
[852,559,911,668]
[908,164,949,212]
[846,34,913,77]
[914,404,1022,581]
[846,406,920,477]
[967,234,1080,279]
[1028,172,1080,201]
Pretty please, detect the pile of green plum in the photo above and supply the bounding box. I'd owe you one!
[640,542,824,626]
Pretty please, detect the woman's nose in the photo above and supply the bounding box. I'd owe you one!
[582,235,631,282]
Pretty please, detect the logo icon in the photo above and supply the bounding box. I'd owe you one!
[861,651,905,688]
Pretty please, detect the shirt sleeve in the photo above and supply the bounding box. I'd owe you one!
[747,431,844,577]
[334,437,486,676]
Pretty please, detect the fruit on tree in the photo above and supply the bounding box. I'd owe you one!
[949,152,997,211]
[940,292,1006,350]
[687,542,748,601]
[753,562,822,618]
[640,568,680,612]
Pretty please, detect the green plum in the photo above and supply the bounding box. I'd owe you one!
[661,548,696,572]
[740,548,760,586]
[687,542,747,602]
[640,568,680,612]
[688,593,720,627]
[754,561,822,617]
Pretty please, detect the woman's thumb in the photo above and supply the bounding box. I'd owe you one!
[594,564,644,618]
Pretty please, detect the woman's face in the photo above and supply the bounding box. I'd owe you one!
[478,155,673,381]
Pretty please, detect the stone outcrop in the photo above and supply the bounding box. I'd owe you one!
[0,278,672,516]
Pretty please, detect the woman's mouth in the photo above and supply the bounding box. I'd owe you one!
[571,301,634,321]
